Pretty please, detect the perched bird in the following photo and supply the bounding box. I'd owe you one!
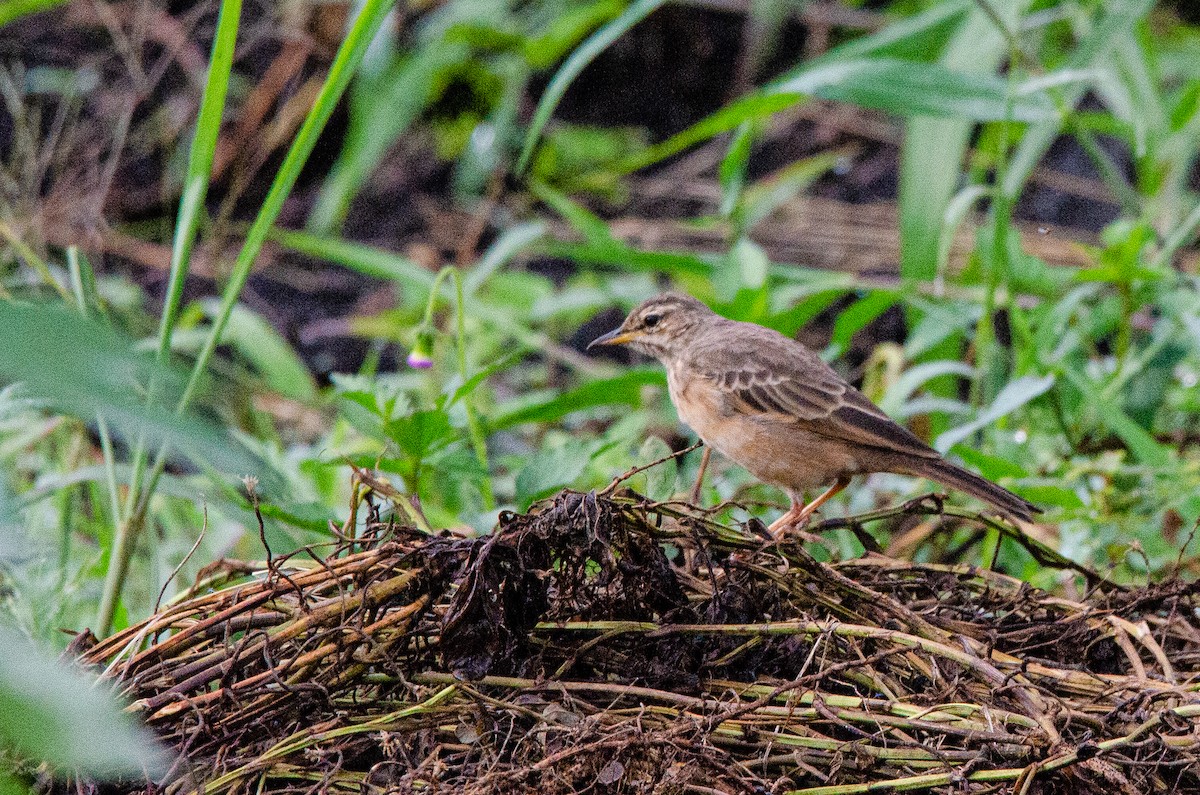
[588,292,1039,536]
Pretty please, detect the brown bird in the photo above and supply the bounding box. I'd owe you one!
[588,292,1039,536]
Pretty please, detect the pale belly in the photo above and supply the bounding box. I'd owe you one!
[667,367,862,494]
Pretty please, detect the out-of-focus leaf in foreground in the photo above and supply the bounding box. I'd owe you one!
[0,302,267,479]
[0,626,168,778]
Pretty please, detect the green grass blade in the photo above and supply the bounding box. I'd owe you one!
[206,302,318,402]
[899,0,1030,283]
[0,0,65,26]
[1002,0,1156,200]
[516,0,666,175]
[308,41,465,234]
[160,0,241,360]
[804,0,970,63]
[109,0,395,634]
[176,0,396,417]
[98,0,242,637]
[1060,365,1171,466]
[611,93,802,176]
[775,57,1052,122]
[1153,199,1200,269]
[271,228,436,295]
[934,374,1054,453]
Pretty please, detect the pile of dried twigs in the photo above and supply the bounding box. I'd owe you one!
[75,485,1200,795]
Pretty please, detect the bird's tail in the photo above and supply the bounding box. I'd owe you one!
[904,457,1040,522]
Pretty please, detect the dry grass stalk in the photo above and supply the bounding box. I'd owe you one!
[69,487,1200,794]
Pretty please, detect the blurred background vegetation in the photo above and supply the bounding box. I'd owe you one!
[0,1,1199,743]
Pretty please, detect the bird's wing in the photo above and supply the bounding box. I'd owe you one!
[692,329,941,461]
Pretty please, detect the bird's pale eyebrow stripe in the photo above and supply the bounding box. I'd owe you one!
[645,299,684,315]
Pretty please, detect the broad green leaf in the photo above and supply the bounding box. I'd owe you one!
[385,409,456,462]
[879,360,976,417]
[205,302,317,402]
[515,441,602,510]
[0,303,269,479]
[0,766,30,795]
[0,627,167,776]
[636,435,677,502]
[935,374,1055,453]
[491,367,664,430]
[772,58,1054,122]
[1060,366,1171,466]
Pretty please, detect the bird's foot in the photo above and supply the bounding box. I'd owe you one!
[767,505,815,540]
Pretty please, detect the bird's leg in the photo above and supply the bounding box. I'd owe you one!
[688,445,712,504]
[767,476,852,538]
[766,501,807,538]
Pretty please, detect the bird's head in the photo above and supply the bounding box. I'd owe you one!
[587,292,715,361]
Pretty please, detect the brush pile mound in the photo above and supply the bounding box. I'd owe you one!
[78,490,1200,795]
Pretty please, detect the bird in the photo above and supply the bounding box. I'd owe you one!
[588,292,1039,536]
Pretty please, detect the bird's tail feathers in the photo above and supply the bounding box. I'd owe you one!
[906,458,1040,522]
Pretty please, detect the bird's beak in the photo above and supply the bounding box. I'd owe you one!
[587,326,637,350]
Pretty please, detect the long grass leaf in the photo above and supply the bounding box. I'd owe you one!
[899,0,1030,283]
[271,228,435,294]
[0,0,65,26]
[934,374,1054,453]
[517,0,666,175]
[98,0,241,636]
[160,0,241,359]
[177,0,396,416]
[775,58,1052,122]
[309,41,466,234]
[0,303,267,476]
[1002,0,1156,200]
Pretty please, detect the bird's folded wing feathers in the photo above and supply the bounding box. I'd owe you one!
[699,346,940,461]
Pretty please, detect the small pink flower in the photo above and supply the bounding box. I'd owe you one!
[406,350,434,369]
[407,329,435,369]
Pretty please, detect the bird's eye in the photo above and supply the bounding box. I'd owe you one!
[644,313,661,328]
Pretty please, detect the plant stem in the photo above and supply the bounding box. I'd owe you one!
[422,267,495,510]
[94,0,245,637]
